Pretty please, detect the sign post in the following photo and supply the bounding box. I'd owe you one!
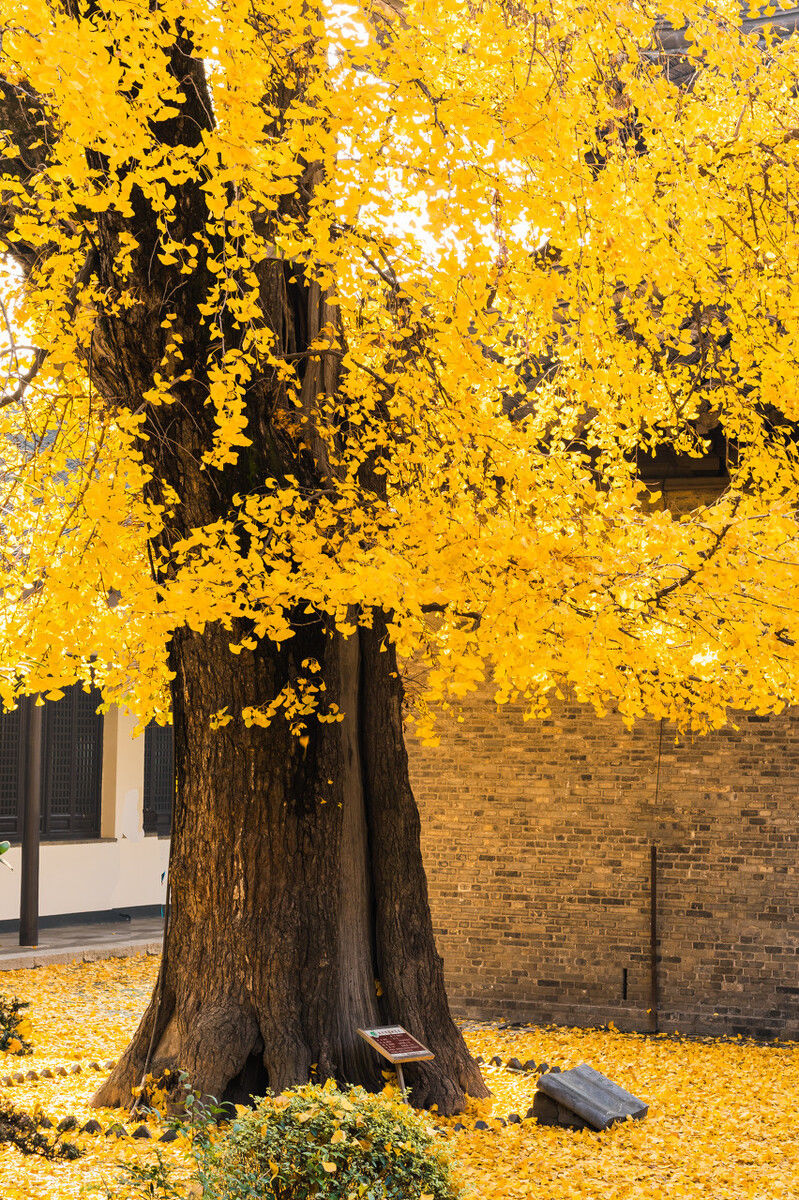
[357,1026,434,1100]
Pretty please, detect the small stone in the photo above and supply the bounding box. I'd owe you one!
[525,1106,536,1121]
[37,1115,54,1130]
[159,1128,179,1143]
[549,1065,561,1074]
[132,1125,152,1139]
[59,1142,80,1161]
[104,1060,115,1070]
[507,1112,522,1124]
[1,1075,12,1087]
[505,1057,525,1072]
[88,1061,101,1071]
[452,1122,465,1132]
[57,1115,78,1133]
[56,1066,69,1077]
[494,1117,507,1127]
[488,1055,502,1067]
[523,1059,537,1072]
[70,1063,82,1074]
[474,1119,490,1130]
[81,1119,103,1135]
[40,1067,54,1079]
[537,1061,549,1074]
[25,1069,39,1081]
[473,1055,484,1065]
[11,1072,25,1084]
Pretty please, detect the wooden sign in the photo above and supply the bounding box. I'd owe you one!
[357,1026,434,1063]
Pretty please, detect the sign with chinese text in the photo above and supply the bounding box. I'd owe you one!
[357,1026,434,1063]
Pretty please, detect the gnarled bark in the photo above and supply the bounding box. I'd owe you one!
[93,616,487,1114]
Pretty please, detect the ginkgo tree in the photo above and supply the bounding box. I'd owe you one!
[2,0,799,1113]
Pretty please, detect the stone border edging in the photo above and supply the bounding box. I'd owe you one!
[2,1048,564,1140]
[0,1059,114,1087]
[0,939,162,971]
[450,1053,562,1133]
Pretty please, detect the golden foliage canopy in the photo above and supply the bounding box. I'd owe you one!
[2,0,799,733]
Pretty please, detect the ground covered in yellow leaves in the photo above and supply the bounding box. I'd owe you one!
[0,954,797,1199]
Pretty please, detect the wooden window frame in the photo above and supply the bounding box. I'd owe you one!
[143,721,174,837]
[0,688,104,842]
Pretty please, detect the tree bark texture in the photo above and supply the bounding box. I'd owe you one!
[92,615,487,1114]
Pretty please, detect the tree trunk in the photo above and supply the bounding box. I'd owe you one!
[92,613,487,1115]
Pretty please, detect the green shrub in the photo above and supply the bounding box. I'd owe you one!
[200,1080,459,1200]
[0,993,32,1055]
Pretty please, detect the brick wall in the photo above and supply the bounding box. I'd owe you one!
[408,694,799,1038]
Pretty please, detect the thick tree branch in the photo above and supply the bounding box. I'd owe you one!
[0,346,46,409]
[420,602,482,624]
[0,79,53,274]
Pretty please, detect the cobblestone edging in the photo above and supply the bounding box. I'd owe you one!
[1,1050,573,1140]
[0,939,162,971]
[0,1059,177,1142]
[451,1052,562,1132]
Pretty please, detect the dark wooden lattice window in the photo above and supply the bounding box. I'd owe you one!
[143,722,173,836]
[0,688,103,841]
[0,704,24,840]
[41,686,104,839]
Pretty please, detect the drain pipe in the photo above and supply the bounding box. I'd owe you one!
[649,842,659,1033]
[649,717,663,1034]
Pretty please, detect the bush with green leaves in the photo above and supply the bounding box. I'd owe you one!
[199,1081,459,1200]
[0,993,32,1055]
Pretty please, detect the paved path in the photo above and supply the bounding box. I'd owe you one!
[0,916,163,969]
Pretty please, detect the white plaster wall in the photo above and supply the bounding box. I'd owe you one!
[0,838,170,920]
[102,706,147,842]
[0,706,171,922]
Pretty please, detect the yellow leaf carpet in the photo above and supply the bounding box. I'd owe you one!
[0,954,797,1199]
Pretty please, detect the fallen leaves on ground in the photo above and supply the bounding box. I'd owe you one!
[0,955,191,1200]
[442,1025,799,1199]
[0,954,797,1199]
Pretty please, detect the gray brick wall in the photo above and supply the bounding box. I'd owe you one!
[408,695,799,1038]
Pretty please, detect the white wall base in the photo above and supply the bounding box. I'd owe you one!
[0,837,170,921]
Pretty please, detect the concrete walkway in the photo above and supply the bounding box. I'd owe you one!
[0,916,163,970]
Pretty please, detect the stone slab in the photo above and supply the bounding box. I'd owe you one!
[536,1063,648,1131]
[531,1090,593,1131]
